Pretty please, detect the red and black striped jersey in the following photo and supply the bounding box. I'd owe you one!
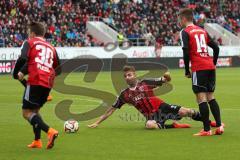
[112,79,164,117]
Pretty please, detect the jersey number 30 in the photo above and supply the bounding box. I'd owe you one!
[194,34,207,53]
[35,45,54,68]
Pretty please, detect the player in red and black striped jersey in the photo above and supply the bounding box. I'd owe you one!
[88,65,206,129]
[13,22,61,149]
[179,8,224,136]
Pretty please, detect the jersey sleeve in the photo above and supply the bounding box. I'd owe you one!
[112,92,125,109]
[12,41,30,79]
[207,33,220,65]
[180,29,189,49]
[180,29,190,75]
[141,78,163,89]
[53,51,62,76]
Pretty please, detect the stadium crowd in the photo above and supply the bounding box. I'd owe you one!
[0,0,239,47]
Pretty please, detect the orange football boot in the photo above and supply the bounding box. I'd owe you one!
[194,129,212,136]
[173,122,191,128]
[27,139,42,148]
[210,121,225,128]
[215,126,224,135]
[46,128,58,149]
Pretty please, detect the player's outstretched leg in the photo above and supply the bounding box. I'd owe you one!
[178,107,202,121]
[145,120,190,129]
[171,121,191,128]
[146,120,172,129]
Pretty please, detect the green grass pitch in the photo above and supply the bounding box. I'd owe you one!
[0,68,240,160]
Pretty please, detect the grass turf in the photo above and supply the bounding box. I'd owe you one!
[0,68,239,160]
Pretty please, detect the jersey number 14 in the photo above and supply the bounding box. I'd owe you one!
[194,34,208,53]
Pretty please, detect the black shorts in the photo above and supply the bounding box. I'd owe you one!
[22,85,51,109]
[147,103,182,124]
[192,69,216,94]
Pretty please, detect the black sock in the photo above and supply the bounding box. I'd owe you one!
[208,99,221,127]
[33,125,41,140]
[191,110,202,121]
[199,102,210,131]
[29,114,49,133]
[33,114,42,140]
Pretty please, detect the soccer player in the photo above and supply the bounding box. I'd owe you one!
[179,8,224,136]
[88,65,206,129]
[13,22,61,149]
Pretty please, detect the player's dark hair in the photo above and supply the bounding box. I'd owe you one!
[28,21,46,36]
[123,65,136,72]
[179,8,193,21]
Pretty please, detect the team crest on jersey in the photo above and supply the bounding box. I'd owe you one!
[133,93,145,101]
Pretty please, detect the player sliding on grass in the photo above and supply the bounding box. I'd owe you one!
[88,65,218,130]
[13,21,61,149]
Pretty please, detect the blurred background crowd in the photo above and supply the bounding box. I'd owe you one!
[0,0,239,47]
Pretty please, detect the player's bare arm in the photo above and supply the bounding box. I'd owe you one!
[88,107,117,128]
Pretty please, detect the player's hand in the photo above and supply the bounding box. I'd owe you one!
[18,72,24,81]
[163,72,171,82]
[88,123,98,128]
[185,72,191,78]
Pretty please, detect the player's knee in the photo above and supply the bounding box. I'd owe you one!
[197,98,207,104]
[145,120,159,129]
[22,112,28,120]
[178,108,189,117]
[196,93,207,104]
[22,110,32,120]
[207,93,215,102]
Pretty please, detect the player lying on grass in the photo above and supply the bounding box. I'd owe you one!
[13,22,61,149]
[88,65,219,130]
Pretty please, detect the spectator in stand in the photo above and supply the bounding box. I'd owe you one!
[0,0,239,47]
